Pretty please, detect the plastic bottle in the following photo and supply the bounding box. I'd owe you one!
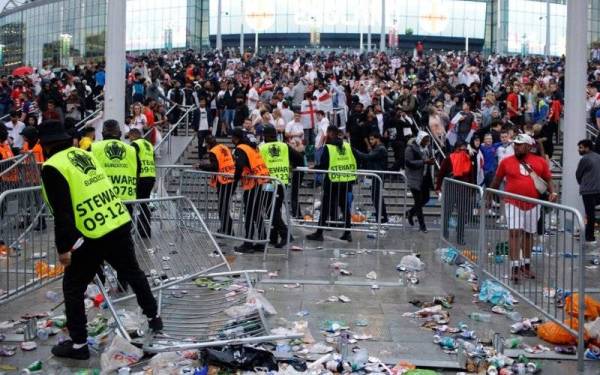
[504,337,523,349]
[351,348,368,371]
[117,368,130,375]
[45,290,60,302]
[469,312,492,322]
[36,327,49,341]
[439,336,456,350]
[507,311,522,321]
[487,365,498,375]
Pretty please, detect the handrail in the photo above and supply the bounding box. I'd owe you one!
[586,122,599,139]
[153,105,197,152]
[0,113,10,123]
[74,106,103,131]
[143,104,179,138]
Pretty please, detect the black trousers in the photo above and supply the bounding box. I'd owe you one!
[243,186,267,245]
[391,140,406,171]
[265,185,287,242]
[318,181,352,231]
[216,182,234,235]
[63,226,157,343]
[371,178,388,222]
[583,194,600,241]
[409,188,430,228]
[137,178,155,238]
[291,170,303,217]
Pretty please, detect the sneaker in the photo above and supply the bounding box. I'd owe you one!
[406,212,414,227]
[148,316,163,333]
[419,226,428,233]
[51,341,90,360]
[275,235,294,249]
[306,232,324,241]
[234,244,255,253]
[340,232,352,242]
[585,347,600,360]
[252,243,266,252]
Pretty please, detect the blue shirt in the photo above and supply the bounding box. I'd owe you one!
[480,143,499,173]
[95,71,105,87]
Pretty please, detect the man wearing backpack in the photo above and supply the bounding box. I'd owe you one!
[436,140,474,245]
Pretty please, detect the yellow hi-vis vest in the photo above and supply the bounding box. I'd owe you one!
[132,138,156,178]
[92,140,138,201]
[259,141,290,185]
[326,142,357,183]
[42,147,131,239]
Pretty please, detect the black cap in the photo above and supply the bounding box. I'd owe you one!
[231,127,245,140]
[20,126,38,139]
[38,120,71,144]
[455,140,467,148]
[263,125,277,137]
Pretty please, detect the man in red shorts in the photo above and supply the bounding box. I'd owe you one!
[490,134,557,283]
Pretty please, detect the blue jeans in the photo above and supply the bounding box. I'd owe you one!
[223,109,235,131]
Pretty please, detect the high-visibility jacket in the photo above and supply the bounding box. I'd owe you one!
[131,138,156,178]
[91,140,138,201]
[0,142,17,182]
[42,147,131,239]
[209,144,235,187]
[236,144,269,190]
[326,142,357,183]
[22,141,45,163]
[259,141,290,185]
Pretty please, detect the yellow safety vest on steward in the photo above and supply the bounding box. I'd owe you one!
[42,147,131,239]
[259,141,290,185]
[91,140,138,200]
[132,138,156,178]
[326,142,357,183]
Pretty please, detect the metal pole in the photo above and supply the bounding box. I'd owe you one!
[379,0,385,51]
[359,17,363,53]
[240,1,244,55]
[367,4,372,52]
[216,0,222,50]
[544,0,550,56]
[466,36,469,55]
[104,0,126,125]
[562,0,587,220]
[255,31,259,54]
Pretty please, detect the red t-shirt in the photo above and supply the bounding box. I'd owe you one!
[495,153,551,210]
[506,92,519,118]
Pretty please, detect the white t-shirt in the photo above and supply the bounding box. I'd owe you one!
[247,87,259,110]
[281,108,294,124]
[315,117,330,148]
[11,121,26,148]
[496,143,514,162]
[198,107,209,131]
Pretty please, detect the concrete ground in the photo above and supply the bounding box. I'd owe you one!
[1,225,599,374]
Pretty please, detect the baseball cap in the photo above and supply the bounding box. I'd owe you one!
[513,133,534,145]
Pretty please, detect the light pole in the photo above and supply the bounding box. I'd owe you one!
[216,0,222,50]
[379,0,385,51]
[544,0,550,56]
[240,1,244,55]
[104,0,126,125]
[367,3,372,52]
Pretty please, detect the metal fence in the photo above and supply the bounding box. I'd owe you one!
[154,165,194,198]
[98,196,300,352]
[440,178,586,371]
[179,170,282,250]
[0,153,41,193]
[0,186,58,305]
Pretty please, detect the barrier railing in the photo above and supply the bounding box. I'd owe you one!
[178,170,282,250]
[0,153,41,193]
[290,167,384,247]
[0,186,58,305]
[154,164,194,198]
[154,105,196,156]
[440,178,586,371]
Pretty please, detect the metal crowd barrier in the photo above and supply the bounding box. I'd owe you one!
[154,165,194,198]
[0,186,57,305]
[440,178,586,371]
[178,170,282,251]
[0,153,40,193]
[97,196,300,352]
[290,167,384,248]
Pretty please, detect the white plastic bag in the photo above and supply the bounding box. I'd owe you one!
[100,335,143,374]
[247,289,277,315]
[398,254,425,272]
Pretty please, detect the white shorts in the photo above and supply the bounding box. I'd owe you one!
[504,203,541,234]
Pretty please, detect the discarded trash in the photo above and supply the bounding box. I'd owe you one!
[283,283,301,289]
[45,290,60,303]
[321,320,348,332]
[479,280,514,307]
[34,261,64,279]
[290,246,303,251]
[100,335,143,373]
[397,255,425,272]
[339,295,351,303]
[268,271,279,278]
[354,319,369,327]
[365,271,377,280]
[308,342,334,354]
[340,269,352,276]
[504,337,523,349]
[296,310,310,317]
[438,247,459,264]
[469,312,491,322]
[0,345,16,357]
[20,341,37,351]
[21,360,42,374]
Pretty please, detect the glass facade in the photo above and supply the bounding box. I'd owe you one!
[0,0,209,70]
[209,0,487,39]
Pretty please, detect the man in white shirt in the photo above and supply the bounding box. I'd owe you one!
[285,111,304,147]
[196,97,212,159]
[314,110,330,150]
[7,111,26,149]
[313,83,333,114]
[247,81,260,111]
[281,102,294,124]
[496,130,514,162]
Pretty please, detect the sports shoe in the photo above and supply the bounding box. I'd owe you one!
[234,244,255,253]
[148,316,163,333]
[340,232,352,242]
[306,232,324,241]
[51,341,90,360]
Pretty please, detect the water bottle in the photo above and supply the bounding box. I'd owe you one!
[36,328,49,341]
[351,348,368,371]
[117,368,130,375]
[487,365,498,375]
[469,312,491,322]
[507,311,522,321]
[45,290,60,303]
[504,337,522,349]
